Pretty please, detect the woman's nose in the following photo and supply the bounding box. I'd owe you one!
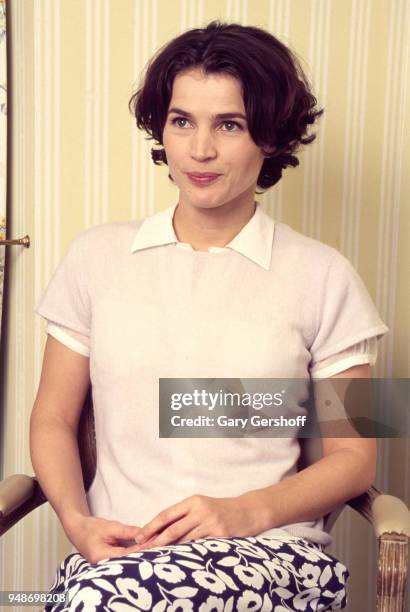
[190,129,217,159]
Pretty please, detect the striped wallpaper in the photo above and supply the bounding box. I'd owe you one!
[0,1,409,610]
[0,3,6,334]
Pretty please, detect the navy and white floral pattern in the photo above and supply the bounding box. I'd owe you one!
[45,531,349,611]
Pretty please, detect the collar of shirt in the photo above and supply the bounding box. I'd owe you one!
[130,201,275,270]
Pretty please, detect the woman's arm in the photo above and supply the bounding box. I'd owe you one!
[132,364,376,550]
[30,334,93,527]
[30,335,142,562]
[238,363,376,532]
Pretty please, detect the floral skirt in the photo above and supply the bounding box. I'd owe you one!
[45,531,349,611]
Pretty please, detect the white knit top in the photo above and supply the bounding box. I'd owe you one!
[34,202,388,551]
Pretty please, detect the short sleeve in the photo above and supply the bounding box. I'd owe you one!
[308,251,389,367]
[310,337,377,378]
[34,233,91,337]
[46,322,90,357]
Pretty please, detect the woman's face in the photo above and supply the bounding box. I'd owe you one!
[162,68,272,212]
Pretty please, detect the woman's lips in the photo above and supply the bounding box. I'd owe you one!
[186,173,221,185]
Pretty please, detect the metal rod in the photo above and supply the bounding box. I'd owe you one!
[0,235,30,248]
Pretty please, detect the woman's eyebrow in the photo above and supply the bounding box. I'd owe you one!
[167,106,247,121]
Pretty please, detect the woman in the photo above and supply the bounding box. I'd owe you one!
[31,21,388,611]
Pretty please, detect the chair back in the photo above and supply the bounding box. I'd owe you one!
[77,390,345,534]
[77,386,97,491]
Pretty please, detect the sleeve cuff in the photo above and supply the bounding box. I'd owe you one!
[310,337,378,378]
[46,322,90,357]
[310,353,375,379]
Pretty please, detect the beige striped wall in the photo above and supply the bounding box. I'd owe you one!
[1,1,409,610]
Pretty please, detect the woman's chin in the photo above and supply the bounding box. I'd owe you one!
[182,197,230,210]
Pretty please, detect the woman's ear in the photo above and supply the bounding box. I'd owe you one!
[262,145,275,157]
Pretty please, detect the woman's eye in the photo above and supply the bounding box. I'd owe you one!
[170,118,241,131]
[223,121,241,131]
[172,118,189,128]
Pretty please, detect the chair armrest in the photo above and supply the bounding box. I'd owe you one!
[0,474,47,536]
[347,484,410,536]
[346,484,382,524]
[347,485,409,610]
[372,494,410,538]
[0,475,36,516]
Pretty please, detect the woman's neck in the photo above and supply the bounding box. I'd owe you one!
[172,199,257,252]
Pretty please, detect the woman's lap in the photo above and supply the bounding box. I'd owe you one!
[45,532,349,611]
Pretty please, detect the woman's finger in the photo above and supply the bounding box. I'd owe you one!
[137,515,199,550]
[174,527,204,545]
[88,545,131,564]
[115,543,144,556]
[135,503,189,544]
[110,521,141,539]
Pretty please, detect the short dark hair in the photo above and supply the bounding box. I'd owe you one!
[128,20,324,192]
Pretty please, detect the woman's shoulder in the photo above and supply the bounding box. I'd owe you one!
[70,219,144,253]
[273,221,347,270]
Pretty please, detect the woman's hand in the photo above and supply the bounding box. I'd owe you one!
[63,513,143,564]
[133,494,266,550]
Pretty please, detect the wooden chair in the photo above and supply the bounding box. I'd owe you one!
[0,386,409,611]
